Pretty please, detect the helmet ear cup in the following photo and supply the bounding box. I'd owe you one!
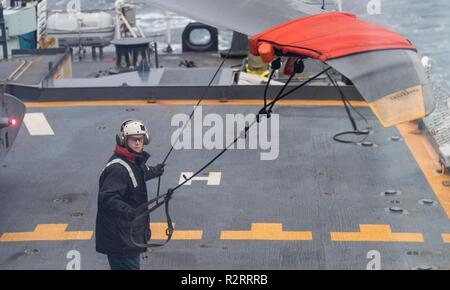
[144,131,151,145]
[116,132,125,146]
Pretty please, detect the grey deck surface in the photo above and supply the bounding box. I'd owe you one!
[71,50,242,79]
[0,104,449,270]
[0,62,21,82]
[14,55,65,85]
[0,54,67,85]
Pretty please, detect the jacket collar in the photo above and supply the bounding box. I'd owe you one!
[115,145,150,164]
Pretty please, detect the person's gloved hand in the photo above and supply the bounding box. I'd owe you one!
[145,163,165,181]
[154,163,165,177]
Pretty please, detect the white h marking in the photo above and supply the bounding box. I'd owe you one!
[179,172,221,185]
[23,113,55,136]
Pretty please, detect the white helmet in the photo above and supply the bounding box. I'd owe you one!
[116,119,151,146]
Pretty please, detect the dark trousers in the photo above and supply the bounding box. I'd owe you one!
[107,255,140,270]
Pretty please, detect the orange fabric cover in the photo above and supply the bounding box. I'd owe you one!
[249,12,416,63]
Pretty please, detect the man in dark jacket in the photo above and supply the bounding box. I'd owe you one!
[95,120,165,270]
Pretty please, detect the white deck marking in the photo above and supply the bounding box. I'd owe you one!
[23,113,55,136]
[179,172,221,185]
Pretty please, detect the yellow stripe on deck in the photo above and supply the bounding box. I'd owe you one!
[220,223,313,241]
[396,122,450,219]
[2,223,445,243]
[149,223,203,240]
[331,224,424,243]
[24,100,369,108]
[0,223,202,242]
[442,233,450,244]
[0,224,93,242]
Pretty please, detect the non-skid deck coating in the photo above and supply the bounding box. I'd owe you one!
[0,103,449,270]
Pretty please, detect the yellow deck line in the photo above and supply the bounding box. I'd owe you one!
[331,225,424,243]
[0,224,93,242]
[0,223,202,242]
[25,99,369,108]
[442,233,450,244]
[1,223,448,243]
[220,223,313,240]
[396,122,450,219]
[149,223,203,240]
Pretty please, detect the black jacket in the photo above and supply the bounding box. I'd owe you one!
[95,149,161,257]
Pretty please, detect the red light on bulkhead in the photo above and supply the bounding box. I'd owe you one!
[9,118,17,126]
